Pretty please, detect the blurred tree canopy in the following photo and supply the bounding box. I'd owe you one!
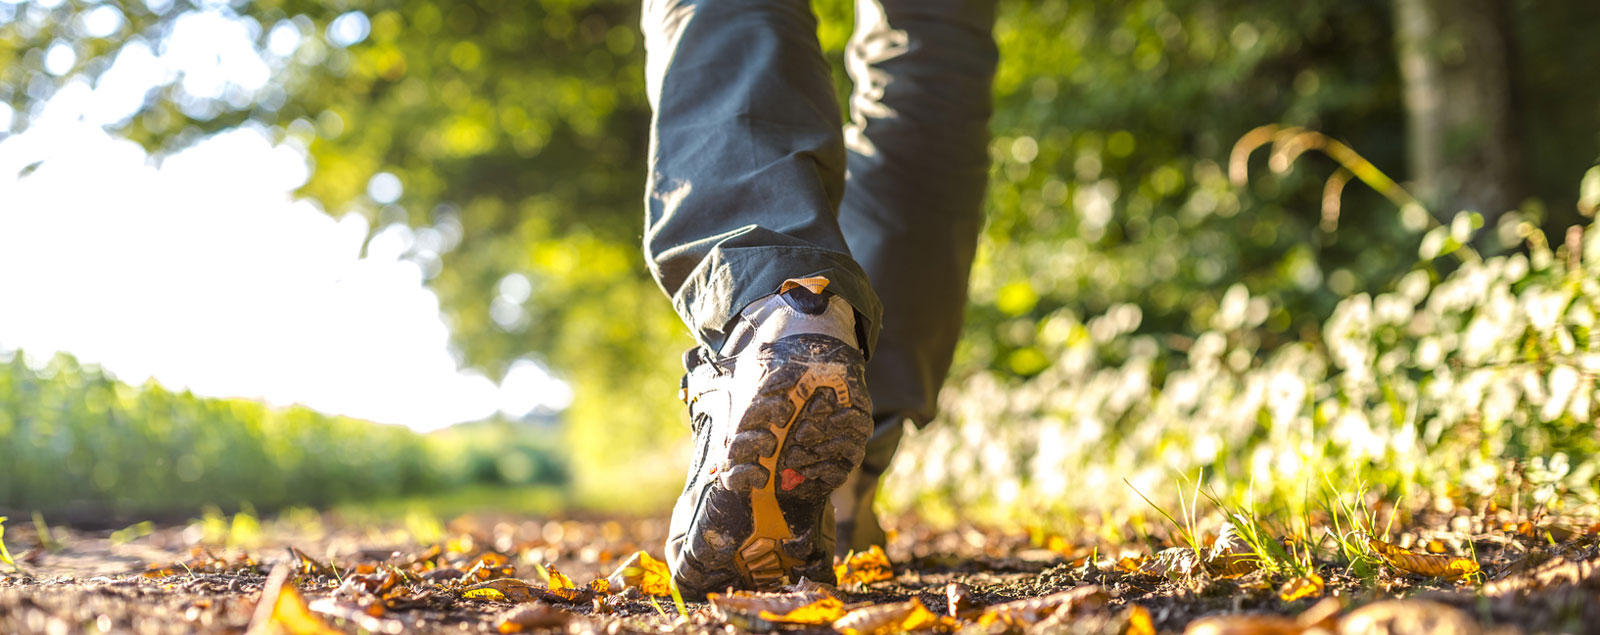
[2,0,1596,497]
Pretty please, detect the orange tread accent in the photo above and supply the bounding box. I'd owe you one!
[735,361,852,587]
[778,277,831,296]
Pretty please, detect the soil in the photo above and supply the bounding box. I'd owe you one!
[1,510,1597,634]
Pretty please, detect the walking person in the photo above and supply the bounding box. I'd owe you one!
[641,0,998,596]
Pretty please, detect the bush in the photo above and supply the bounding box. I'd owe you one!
[0,354,567,518]
[885,171,1600,527]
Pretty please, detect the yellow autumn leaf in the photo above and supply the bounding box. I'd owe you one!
[607,551,673,596]
[462,578,556,603]
[1124,605,1155,635]
[547,566,575,591]
[835,545,894,586]
[1116,556,1146,573]
[1367,538,1481,580]
[246,565,342,635]
[834,598,943,635]
[464,587,508,601]
[1278,573,1324,602]
[588,579,611,594]
[976,586,1108,628]
[759,596,846,625]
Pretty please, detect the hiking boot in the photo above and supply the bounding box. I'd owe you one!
[667,277,873,597]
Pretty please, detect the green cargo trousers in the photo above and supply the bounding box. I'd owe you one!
[642,0,998,471]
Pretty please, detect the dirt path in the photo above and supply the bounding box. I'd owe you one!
[1,512,1596,634]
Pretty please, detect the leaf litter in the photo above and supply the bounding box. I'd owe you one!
[0,508,1597,634]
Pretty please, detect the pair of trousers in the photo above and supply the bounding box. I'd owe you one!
[641,0,998,459]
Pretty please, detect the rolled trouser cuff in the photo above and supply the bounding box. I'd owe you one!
[671,243,882,358]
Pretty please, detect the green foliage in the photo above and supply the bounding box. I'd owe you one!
[0,352,567,517]
[884,203,1600,527]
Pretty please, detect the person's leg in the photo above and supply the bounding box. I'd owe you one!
[643,0,882,354]
[832,0,999,553]
[643,0,883,595]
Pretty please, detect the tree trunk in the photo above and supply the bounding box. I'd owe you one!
[1393,0,1524,224]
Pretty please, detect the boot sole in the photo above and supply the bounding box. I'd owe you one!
[674,334,872,596]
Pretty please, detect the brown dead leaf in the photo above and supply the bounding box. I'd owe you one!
[1483,555,1600,595]
[1207,522,1259,577]
[1143,547,1203,578]
[1367,538,1481,580]
[834,598,947,635]
[1338,599,1479,635]
[246,564,342,635]
[496,603,574,633]
[464,553,514,581]
[835,545,895,586]
[463,578,578,604]
[1277,573,1324,602]
[1183,614,1304,635]
[976,585,1109,628]
[286,547,334,578]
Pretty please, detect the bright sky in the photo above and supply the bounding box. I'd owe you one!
[0,4,570,432]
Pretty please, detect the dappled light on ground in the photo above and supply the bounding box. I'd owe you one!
[2,506,1597,633]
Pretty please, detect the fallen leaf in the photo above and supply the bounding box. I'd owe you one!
[1183,614,1304,635]
[834,598,946,635]
[710,589,839,628]
[1425,540,1446,554]
[246,564,342,635]
[1124,605,1156,635]
[464,553,515,581]
[945,581,978,618]
[976,586,1109,628]
[496,603,574,633]
[543,565,585,601]
[463,578,575,604]
[835,545,894,586]
[1117,556,1147,573]
[1367,538,1481,580]
[762,597,846,625]
[1278,573,1324,602]
[1296,598,1343,631]
[1338,599,1479,635]
[305,598,402,634]
[1142,547,1203,578]
[1208,522,1259,577]
[606,551,672,596]
[286,547,334,578]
